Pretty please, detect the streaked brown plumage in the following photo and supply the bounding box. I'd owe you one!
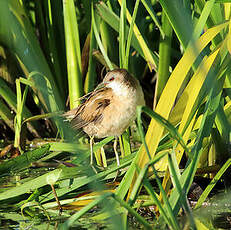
[64,69,145,166]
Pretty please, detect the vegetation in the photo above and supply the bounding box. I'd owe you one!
[0,0,231,229]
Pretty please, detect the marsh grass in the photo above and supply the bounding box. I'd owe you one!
[0,0,231,229]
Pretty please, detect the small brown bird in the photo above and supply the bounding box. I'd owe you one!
[64,69,145,166]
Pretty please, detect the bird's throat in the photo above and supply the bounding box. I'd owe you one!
[108,82,131,97]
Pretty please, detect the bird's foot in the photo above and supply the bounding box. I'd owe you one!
[90,163,105,174]
[112,169,121,182]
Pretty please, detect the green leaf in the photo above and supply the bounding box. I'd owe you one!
[0,144,50,176]
[63,0,83,109]
[195,158,231,209]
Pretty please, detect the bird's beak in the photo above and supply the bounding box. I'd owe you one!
[94,82,107,91]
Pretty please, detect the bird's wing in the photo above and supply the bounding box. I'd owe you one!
[64,87,113,130]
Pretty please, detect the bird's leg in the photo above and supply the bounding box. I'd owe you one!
[90,136,94,165]
[89,136,98,174]
[114,136,120,166]
[112,136,121,182]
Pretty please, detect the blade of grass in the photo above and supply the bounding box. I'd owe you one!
[112,193,152,229]
[141,0,165,38]
[0,0,65,113]
[118,0,133,160]
[155,12,173,105]
[84,25,97,93]
[193,0,216,40]
[121,130,132,156]
[137,21,228,171]
[0,99,14,130]
[136,105,181,229]
[59,193,112,229]
[92,4,113,71]
[118,0,158,70]
[14,78,28,149]
[143,178,179,229]
[119,0,136,156]
[0,144,50,176]
[163,36,229,213]
[161,47,221,194]
[0,77,40,134]
[63,0,83,109]
[46,0,66,97]
[119,0,126,68]
[116,21,228,205]
[215,102,231,141]
[124,0,140,69]
[170,75,226,216]
[159,0,193,49]
[137,106,189,154]
[39,153,135,204]
[96,2,147,61]
[195,158,231,209]
[128,150,168,206]
[167,152,196,229]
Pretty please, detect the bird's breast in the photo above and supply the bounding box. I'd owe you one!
[83,83,145,138]
[84,91,137,138]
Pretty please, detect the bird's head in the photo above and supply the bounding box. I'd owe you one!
[102,69,137,94]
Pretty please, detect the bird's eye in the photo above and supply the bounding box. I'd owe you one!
[109,76,115,81]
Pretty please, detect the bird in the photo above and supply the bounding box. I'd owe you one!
[64,69,145,167]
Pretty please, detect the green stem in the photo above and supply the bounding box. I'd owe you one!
[155,12,172,106]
